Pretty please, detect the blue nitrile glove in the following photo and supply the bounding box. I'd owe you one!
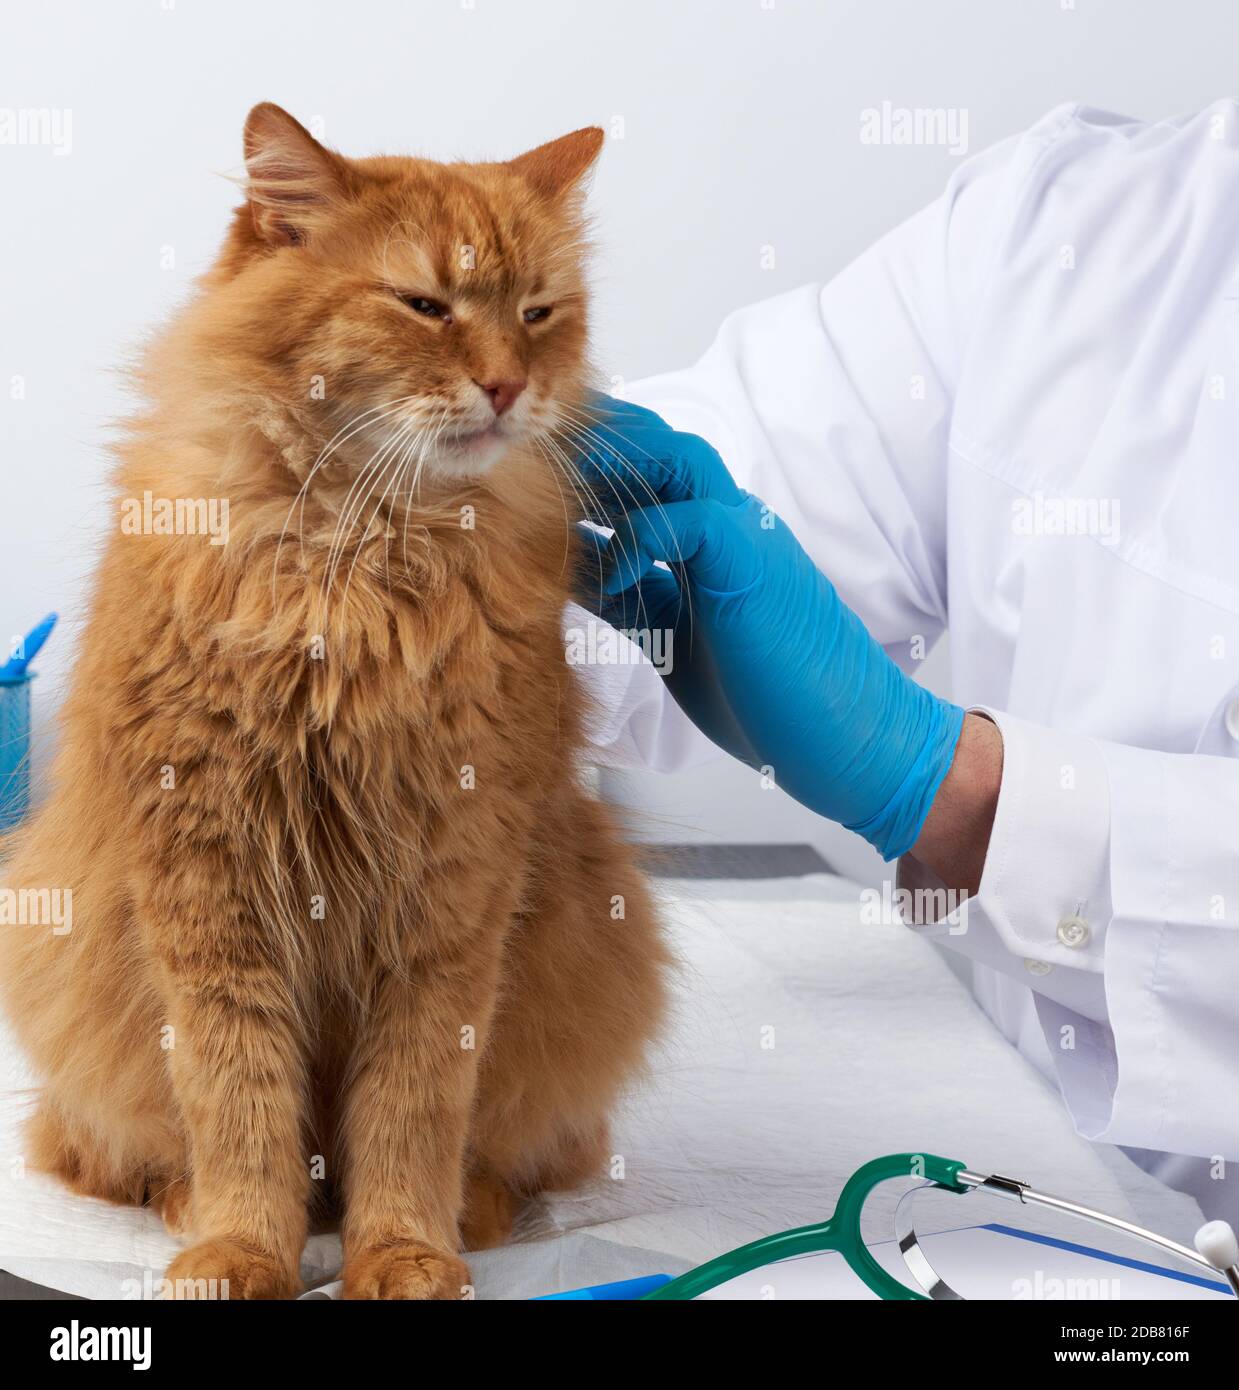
[572,396,965,861]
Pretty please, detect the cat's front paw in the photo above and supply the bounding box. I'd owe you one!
[342,1241,471,1300]
[162,1239,300,1300]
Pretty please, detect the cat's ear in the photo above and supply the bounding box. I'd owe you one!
[243,103,346,247]
[508,127,604,199]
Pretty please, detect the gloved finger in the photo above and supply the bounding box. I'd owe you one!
[573,521,611,605]
[597,566,684,635]
[567,394,746,520]
[574,519,663,610]
[600,498,763,597]
[575,521,685,629]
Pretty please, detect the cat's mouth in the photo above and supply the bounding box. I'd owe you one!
[435,419,524,475]
[449,422,504,450]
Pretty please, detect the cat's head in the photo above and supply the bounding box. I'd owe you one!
[216,103,603,484]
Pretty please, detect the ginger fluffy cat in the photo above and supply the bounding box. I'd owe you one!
[0,104,667,1299]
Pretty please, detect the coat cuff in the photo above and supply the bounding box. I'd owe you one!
[968,706,1112,976]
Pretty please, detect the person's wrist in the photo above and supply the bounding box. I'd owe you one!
[909,712,1003,896]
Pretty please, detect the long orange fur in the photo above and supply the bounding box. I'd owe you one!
[0,104,667,1299]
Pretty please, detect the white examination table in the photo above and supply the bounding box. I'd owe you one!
[0,867,1205,1299]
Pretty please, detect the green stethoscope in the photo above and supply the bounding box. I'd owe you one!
[638,1152,1239,1300]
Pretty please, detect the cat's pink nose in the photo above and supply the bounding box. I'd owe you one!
[476,378,526,417]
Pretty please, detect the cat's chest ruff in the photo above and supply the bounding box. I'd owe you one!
[297,561,560,734]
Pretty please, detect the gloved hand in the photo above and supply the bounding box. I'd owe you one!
[571,395,965,861]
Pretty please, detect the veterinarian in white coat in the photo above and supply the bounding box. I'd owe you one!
[576,102,1239,1219]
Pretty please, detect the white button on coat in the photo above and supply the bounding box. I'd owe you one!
[580,101,1239,1172]
[1056,916,1090,949]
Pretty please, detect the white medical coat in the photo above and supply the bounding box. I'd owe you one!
[580,102,1239,1192]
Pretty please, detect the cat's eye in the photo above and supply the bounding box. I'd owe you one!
[523,306,553,324]
[401,294,452,323]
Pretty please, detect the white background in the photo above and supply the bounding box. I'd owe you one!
[4,0,1239,877]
